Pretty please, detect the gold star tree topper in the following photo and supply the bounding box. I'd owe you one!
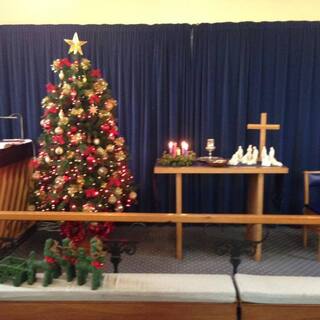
[64,32,87,55]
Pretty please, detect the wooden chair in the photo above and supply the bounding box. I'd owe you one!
[303,171,320,260]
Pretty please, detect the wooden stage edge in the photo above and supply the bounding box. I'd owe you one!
[1,211,320,225]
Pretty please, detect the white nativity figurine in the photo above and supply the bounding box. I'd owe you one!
[228,146,243,165]
[261,146,271,166]
[247,146,259,165]
[268,146,283,166]
[240,145,253,164]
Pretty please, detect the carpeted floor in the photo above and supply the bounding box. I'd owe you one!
[11,223,320,276]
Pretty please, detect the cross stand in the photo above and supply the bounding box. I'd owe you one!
[247,112,280,160]
[103,239,137,273]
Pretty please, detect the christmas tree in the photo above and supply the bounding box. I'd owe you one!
[30,33,137,244]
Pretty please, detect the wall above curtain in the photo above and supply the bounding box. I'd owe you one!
[0,22,319,213]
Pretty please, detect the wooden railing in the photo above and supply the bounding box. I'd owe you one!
[0,211,320,225]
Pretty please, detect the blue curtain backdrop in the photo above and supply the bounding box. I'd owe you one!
[0,22,319,213]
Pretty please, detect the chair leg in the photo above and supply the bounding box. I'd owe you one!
[303,226,308,248]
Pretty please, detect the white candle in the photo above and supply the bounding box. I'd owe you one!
[181,141,189,156]
[176,147,181,156]
[168,141,174,155]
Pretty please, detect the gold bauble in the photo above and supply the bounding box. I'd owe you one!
[68,184,80,196]
[129,191,137,200]
[101,182,107,188]
[84,89,94,97]
[55,146,64,155]
[108,194,117,204]
[71,133,83,144]
[66,151,75,159]
[62,83,71,95]
[54,127,64,135]
[96,147,106,156]
[82,76,87,83]
[71,107,84,115]
[115,137,125,146]
[115,204,124,212]
[97,167,108,177]
[106,144,115,153]
[98,110,111,118]
[115,151,126,161]
[93,79,107,93]
[70,64,79,73]
[105,99,117,111]
[80,58,91,70]
[59,117,69,126]
[93,138,100,145]
[77,176,85,185]
[115,187,123,196]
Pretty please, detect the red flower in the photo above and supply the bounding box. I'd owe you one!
[91,261,104,269]
[47,106,58,114]
[90,69,101,78]
[85,188,99,198]
[60,58,72,67]
[52,135,65,145]
[89,95,100,104]
[108,177,121,187]
[46,83,56,93]
[44,256,56,264]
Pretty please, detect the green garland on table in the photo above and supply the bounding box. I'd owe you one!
[158,151,196,166]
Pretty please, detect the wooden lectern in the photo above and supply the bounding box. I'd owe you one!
[0,141,35,249]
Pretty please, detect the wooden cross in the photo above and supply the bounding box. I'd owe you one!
[247,112,280,158]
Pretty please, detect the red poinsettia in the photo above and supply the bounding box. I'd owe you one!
[90,69,102,78]
[52,135,65,145]
[89,94,100,104]
[108,177,121,187]
[46,83,56,93]
[60,58,72,67]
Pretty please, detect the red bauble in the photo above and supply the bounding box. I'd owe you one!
[86,155,96,165]
[100,124,110,132]
[85,188,99,198]
[30,158,40,169]
[70,126,78,134]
